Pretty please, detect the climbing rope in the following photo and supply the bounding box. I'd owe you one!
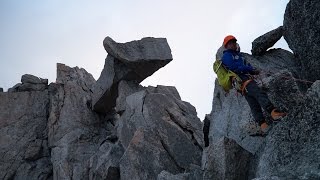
[280,76,314,84]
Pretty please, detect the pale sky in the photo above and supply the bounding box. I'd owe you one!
[0,0,290,119]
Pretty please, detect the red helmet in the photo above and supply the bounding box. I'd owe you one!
[223,35,237,47]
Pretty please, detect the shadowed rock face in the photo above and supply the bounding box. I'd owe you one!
[256,80,320,179]
[0,83,52,179]
[92,37,172,113]
[203,137,252,180]
[116,82,204,180]
[283,0,320,82]
[48,63,110,180]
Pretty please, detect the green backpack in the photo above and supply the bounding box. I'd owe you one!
[213,59,242,92]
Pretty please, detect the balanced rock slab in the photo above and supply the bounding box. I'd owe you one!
[93,37,172,113]
[251,26,283,56]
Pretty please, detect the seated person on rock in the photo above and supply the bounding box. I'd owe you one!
[221,35,287,135]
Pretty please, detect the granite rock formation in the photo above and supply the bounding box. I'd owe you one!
[283,0,320,82]
[0,79,52,179]
[1,37,203,180]
[1,1,320,179]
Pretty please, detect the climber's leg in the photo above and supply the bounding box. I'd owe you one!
[245,80,274,114]
[244,94,265,125]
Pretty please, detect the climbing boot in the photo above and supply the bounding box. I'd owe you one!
[260,122,268,132]
[271,109,287,121]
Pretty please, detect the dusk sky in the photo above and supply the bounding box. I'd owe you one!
[0,0,290,119]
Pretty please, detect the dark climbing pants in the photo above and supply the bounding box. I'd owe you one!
[244,80,274,125]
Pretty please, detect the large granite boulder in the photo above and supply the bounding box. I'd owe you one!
[92,37,172,113]
[103,36,172,65]
[256,80,320,179]
[21,74,48,84]
[8,74,48,93]
[283,0,320,82]
[120,129,184,180]
[116,82,204,180]
[0,86,52,179]
[251,26,283,56]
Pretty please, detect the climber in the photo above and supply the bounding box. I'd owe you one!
[221,35,287,135]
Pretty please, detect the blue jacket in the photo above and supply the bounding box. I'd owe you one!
[222,49,253,80]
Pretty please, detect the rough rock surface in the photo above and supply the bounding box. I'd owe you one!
[256,80,320,179]
[21,74,48,84]
[116,80,144,114]
[283,0,320,82]
[157,166,203,180]
[117,83,204,180]
[203,137,252,180]
[8,74,48,93]
[92,37,172,113]
[157,170,190,180]
[48,63,119,179]
[103,36,172,63]
[0,88,52,179]
[251,26,283,56]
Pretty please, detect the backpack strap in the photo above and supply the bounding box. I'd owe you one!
[214,60,223,72]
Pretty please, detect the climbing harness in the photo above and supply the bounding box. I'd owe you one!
[240,79,253,95]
